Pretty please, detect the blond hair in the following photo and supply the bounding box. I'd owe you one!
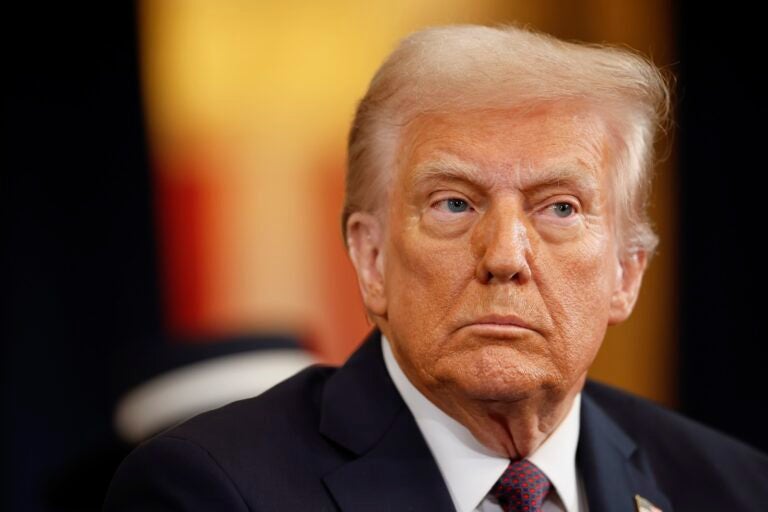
[343,24,672,259]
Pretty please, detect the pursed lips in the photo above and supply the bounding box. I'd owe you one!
[460,314,537,334]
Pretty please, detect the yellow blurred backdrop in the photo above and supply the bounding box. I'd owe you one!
[139,0,677,405]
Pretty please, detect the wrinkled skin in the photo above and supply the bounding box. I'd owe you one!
[346,102,647,458]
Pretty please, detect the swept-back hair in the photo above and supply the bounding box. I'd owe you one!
[343,24,672,259]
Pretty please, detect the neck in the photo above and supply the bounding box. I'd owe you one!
[425,379,584,458]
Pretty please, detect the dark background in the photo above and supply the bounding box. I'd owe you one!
[3,4,160,511]
[676,4,766,454]
[3,2,766,511]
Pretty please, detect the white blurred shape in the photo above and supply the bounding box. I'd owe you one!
[114,349,316,443]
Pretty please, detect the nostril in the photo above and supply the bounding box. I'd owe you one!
[482,268,517,284]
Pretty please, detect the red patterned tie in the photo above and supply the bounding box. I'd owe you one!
[490,459,551,512]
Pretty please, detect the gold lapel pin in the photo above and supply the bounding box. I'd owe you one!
[635,494,662,512]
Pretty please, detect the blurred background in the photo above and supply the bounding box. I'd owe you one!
[3,1,765,510]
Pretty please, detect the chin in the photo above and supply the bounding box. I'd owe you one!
[458,373,550,403]
[433,347,561,403]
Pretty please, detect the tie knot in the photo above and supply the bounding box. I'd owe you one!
[490,459,551,512]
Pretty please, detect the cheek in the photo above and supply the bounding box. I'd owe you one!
[534,234,616,366]
[384,230,475,348]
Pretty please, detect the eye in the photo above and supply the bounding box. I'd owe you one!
[435,198,472,213]
[548,201,577,218]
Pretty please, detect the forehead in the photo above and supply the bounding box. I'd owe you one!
[396,102,614,191]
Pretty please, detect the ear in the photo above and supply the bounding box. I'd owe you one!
[607,249,648,326]
[346,212,387,317]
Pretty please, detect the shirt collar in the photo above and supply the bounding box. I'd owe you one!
[381,334,582,512]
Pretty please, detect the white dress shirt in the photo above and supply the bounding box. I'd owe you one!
[381,335,589,512]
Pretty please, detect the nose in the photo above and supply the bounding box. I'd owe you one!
[473,201,533,285]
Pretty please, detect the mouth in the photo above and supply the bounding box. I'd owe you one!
[460,314,537,336]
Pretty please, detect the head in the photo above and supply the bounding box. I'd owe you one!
[344,25,671,420]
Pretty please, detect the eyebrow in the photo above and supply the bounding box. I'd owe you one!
[409,156,487,187]
[409,155,601,196]
[523,162,601,196]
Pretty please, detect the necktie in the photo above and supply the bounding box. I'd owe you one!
[490,459,551,512]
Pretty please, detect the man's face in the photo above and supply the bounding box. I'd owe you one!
[373,102,639,403]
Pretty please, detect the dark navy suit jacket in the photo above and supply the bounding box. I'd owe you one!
[104,330,768,511]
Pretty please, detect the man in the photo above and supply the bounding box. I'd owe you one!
[105,24,768,511]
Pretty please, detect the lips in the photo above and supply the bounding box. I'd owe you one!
[471,314,533,330]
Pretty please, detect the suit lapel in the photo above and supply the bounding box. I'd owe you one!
[318,332,672,512]
[319,330,455,512]
[578,388,673,512]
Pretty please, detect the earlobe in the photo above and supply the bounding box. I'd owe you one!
[607,250,648,326]
[346,212,388,316]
